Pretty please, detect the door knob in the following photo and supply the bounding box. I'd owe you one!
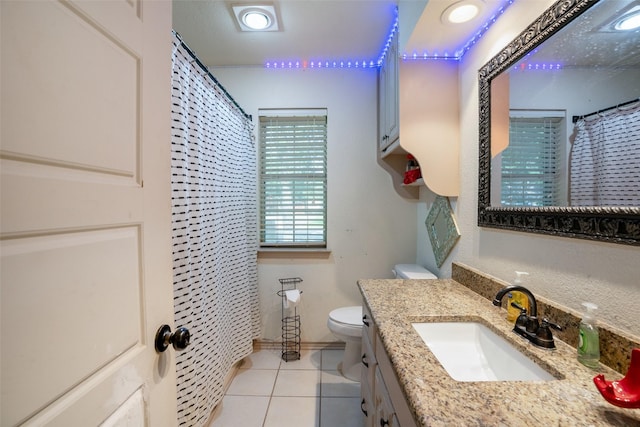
[155,324,191,353]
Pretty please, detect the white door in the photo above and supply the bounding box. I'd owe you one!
[1,1,178,425]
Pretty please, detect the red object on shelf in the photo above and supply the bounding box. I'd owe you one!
[593,348,640,409]
[403,168,421,185]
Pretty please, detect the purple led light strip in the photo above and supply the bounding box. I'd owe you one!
[264,0,519,69]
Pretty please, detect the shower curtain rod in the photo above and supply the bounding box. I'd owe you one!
[572,97,640,123]
[173,30,252,121]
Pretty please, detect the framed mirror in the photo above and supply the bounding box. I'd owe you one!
[478,0,640,245]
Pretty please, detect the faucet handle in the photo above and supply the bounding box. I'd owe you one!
[534,318,562,349]
[541,318,562,331]
[510,301,526,312]
[533,319,559,349]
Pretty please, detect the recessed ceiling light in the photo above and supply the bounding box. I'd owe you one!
[441,0,483,25]
[232,4,280,32]
[243,11,270,30]
[614,6,640,31]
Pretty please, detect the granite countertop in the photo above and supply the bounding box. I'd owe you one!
[358,279,640,426]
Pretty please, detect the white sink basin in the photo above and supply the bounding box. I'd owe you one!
[411,322,557,382]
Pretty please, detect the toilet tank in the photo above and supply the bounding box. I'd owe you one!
[393,264,437,279]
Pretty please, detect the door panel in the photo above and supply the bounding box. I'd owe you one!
[0,1,176,426]
[2,0,139,176]
[2,227,143,422]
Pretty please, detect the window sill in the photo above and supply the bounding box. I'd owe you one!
[258,248,332,259]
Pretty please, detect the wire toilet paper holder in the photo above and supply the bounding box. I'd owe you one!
[277,277,303,362]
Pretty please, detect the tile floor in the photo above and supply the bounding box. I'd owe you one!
[206,348,364,427]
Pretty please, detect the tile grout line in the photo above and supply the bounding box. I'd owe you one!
[260,361,280,427]
[318,350,323,427]
[221,349,347,427]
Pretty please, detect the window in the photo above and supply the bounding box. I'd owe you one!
[500,112,566,207]
[259,110,327,248]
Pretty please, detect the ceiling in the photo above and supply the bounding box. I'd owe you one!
[172,0,507,68]
[171,0,640,69]
[526,0,640,68]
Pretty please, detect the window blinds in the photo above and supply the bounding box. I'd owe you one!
[259,114,327,247]
[502,116,564,207]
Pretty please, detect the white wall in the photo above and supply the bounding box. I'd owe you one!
[211,0,640,344]
[454,0,640,338]
[212,67,418,342]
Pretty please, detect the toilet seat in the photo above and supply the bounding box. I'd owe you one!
[329,306,363,326]
[328,306,362,337]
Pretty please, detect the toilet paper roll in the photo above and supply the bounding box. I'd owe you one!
[284,289,301,309]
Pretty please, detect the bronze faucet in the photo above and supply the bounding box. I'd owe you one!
[493,285,562,349]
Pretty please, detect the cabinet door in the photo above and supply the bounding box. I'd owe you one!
[361,370,375,427]
[378,59,389,150]
[361,305,377,427]
[363,303,376,347]
[376,336,418,427]
[361,329,377,400]
[385,32,399,145]
[378,30,399,152]
[375,367,399,427]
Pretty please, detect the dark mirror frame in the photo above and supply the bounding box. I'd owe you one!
[478,0,640,246]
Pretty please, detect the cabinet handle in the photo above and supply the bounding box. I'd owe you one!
[362,314,370,327]
[360,398,368,416]
[362,353,369,367]
[380,418,390,426]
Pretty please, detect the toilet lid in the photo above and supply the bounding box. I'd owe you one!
[329,306,363,326]
[394,264,437,279]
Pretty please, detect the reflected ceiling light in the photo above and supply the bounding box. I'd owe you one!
[614,6,640,31]
[232,4,279,31]
[442,0,483,24]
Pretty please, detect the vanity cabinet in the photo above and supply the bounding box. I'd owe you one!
[361,303,417,427]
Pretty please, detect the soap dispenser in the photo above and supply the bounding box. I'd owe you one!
[578,302,600,369]
[506,271,530,323]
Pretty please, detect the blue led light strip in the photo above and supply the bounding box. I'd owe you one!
[264,7,398,69]
[263,0,520,68]
[402,0,515,62]
[376,7,399,66]
[264,60,378,69]
[457,0,515,59]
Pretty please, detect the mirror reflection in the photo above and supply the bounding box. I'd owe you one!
[490,0,640,208]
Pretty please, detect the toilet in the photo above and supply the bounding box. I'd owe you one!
[327,264,437,381]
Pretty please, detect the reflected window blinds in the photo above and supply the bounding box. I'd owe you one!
[501,116,564,207]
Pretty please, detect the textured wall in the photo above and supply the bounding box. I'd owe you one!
[212,67,419,342]
[451,0,640,338]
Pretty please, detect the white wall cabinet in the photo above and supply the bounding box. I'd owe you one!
[377,27,420,200]
[379,28,399,153]
[361,303,417,427]
[377,15,461,198]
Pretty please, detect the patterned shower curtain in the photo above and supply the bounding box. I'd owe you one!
[170,33,260,426]
[570,101,640,206]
